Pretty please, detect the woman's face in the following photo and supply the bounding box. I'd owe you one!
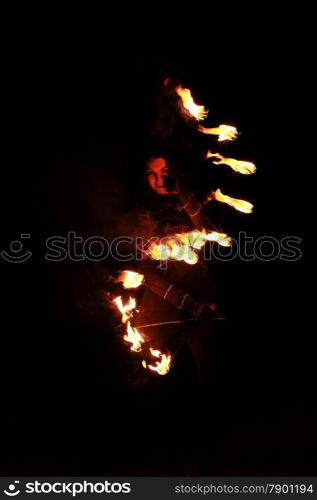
[146,157,170,195]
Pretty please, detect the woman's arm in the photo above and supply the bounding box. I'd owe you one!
[172,176,215,232]
[179,193,212,232]
[129,258,220,320]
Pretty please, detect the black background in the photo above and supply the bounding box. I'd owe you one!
[1,14,314,476]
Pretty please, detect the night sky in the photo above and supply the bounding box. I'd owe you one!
[1,19,314,476]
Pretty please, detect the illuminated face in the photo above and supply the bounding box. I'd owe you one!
[146,157,169,195]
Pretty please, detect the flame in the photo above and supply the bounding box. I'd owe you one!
[113,295,136,323]
[206,151,256,175]
[176,85,208,121]
[117,270,144,289]
[147,243,170,261]
[113,295,146,351]
[124,321,145,352]
[147,239,198,265]
[176,229,232,248]
[147,229,231,265]
[212,188,253,214]
[143,348,172,376]
[112,295,172,374]
[113,294,171,372]
[199,124,238,142]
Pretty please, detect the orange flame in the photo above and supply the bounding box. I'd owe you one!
[147,229,231,265]
[113,296,146,352]
[113,294,171,372]
[147,240,198,265]
[143,348,172,375]
[177,229,232,249]
[117,270,144,289]
[112,295,136,324]
[199,124,238,142]
[176,85,208,121]
[206,151,256,175]
[211,188,253,214]
[124,321,146,352]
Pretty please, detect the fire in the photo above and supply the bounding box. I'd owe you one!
[206,151,256,175]
[199,124,238,142]
[147,239,198,265]
[146,229,231,265]
[176,85,208,121]
[117,270,144,289]
[147,243,169,261]
[112,295,136,324]
[143,348,172,376]
[112,295,173,373]
[112,296,146,352]
[124,321,145,352]
[211,188,253,214]
[177,229,232,249]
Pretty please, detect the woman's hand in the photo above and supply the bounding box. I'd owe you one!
[164,174,191,206]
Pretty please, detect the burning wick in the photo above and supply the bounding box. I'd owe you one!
[124,321,145,352]
[112,296,146,352]
[113,296,136,323]
[147,240,198,265]
[207,189,254,214]
[206,151,256,175]
[116,270,144,289]
[176,85,208,121]
[146,229,232,265]
[199,124,238,142]
[176,229,232,249]
[113,295,171,373]
[142,348,172,376]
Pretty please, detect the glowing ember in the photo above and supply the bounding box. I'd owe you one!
[199,124,238,142]
[143,348,172,375]
[176,85,208,121]
[147,229,231,264]
[117,270,144,289]
[211,188,254,214]
[206,151,256,175]
[124,321,145,352]
[113,296,136,324]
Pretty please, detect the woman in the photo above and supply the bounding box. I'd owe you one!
[120,154,226,387]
